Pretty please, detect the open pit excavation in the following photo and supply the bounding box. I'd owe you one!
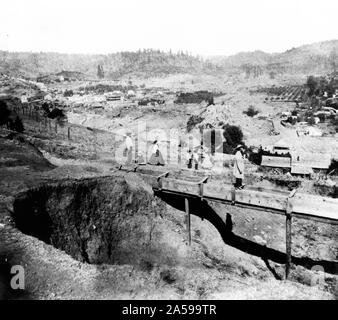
[11,175,173,266]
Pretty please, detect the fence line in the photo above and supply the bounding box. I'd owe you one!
[14,104,227,169]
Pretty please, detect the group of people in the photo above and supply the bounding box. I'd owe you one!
[123,133,246,189]
[186,143,245,189]
[186,145,213,170]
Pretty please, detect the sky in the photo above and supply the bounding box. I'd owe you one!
[0,0,337,56]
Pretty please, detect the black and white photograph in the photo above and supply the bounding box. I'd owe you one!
[0,0,337,303]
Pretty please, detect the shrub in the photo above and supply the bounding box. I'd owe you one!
[160,268,176,284]
[48,108,66,120]
[243,105,259,117]
[306,76,318,96]
[222,124,244,153]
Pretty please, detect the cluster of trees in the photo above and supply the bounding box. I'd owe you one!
[242,64,263,78]
[175,91,215,105]
[232,46,338,78]
[106,50,220,77]
[266,62,289,78]
[78,83,136,94]
[221,124,244,154]
[240,62,292,79]
[0,49,222,78]
[306,75,337,97]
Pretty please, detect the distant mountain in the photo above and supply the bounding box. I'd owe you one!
[0,50,219,79]
[208,39,338,75]
[209,50,273,67]
[0,40,337,79]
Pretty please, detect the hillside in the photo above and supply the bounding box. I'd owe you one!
[0,50,218,79]
[0,40,337,79]
[209,39,338,76]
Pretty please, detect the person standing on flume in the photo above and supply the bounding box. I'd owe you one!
[186,149,199,170]
[124,132,133,164]
[233,144,245,189]
[186,149,194,169]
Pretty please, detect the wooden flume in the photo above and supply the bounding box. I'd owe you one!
[116,164,338,279]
